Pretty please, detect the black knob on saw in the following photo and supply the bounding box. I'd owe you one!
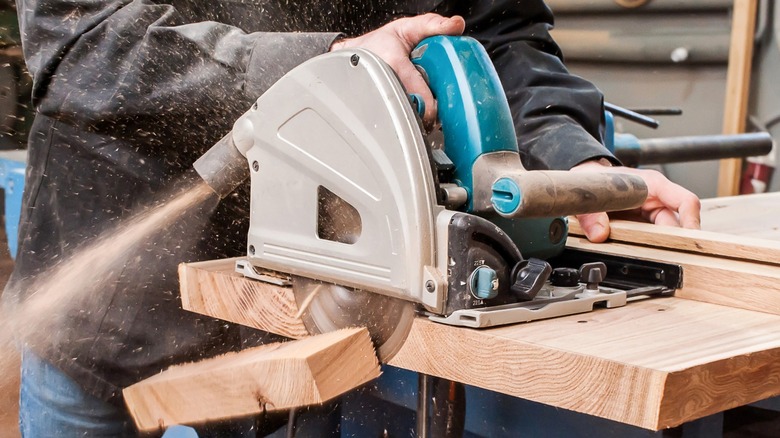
[550,267,580,288]
[510,258,552,301]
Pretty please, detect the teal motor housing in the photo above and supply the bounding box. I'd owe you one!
[604,110,642,157]
[411,36,567,259]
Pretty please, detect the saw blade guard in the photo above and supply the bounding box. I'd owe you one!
[236,49,448,312]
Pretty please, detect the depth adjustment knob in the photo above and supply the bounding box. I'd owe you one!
[469,266,499,300]
[550,267,580,287]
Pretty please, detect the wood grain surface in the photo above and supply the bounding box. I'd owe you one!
[391,300,780,430]
[700,193,780,241]
[179,260,780,430]
[179,258,309,339]
[123,327,379,432]
[567,237,780,316]
[567,217,780,265]
[718,0,758,196]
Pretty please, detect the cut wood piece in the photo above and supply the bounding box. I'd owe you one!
[567,217,780,265]
[179,260,780,430]
[701,193,780,241]
[179,258,309,339]
[123,327,379,432]
[566,236,780,316]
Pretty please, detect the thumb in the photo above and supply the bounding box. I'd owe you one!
[395,14,466,47]
[575,212,611,243]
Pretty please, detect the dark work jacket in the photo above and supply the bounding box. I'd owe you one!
[4,0,614,404]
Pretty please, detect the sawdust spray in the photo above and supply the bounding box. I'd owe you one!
[0,177,220,383]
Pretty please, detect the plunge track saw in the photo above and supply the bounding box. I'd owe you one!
[193,36,683,361]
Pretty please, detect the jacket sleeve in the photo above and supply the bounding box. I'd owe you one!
[18,0,340,142]
[439,0,618,170]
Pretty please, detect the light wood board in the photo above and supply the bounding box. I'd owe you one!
[123,327,379,432]
[567,217,780,265]
[567,236,780,316]
[700,192,780,241]
[179,259,309,339]
[718,0,758,196]
[179,259,780,430]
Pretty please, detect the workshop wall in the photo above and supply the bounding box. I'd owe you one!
[549,0,778,198]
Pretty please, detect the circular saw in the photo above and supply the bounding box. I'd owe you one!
[224,37,653,362]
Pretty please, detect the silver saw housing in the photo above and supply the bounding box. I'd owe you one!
[231,49,453,359]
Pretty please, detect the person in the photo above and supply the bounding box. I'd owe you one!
[4,0,700,436]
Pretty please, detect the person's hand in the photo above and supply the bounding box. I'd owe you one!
[330,13,466,127]
[570,160,701,242]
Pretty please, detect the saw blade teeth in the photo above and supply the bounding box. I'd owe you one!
[292,276,415,362]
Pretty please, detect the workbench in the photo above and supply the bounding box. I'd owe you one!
[133,193,780,436]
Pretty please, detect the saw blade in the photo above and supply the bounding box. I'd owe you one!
[292,276,416,362]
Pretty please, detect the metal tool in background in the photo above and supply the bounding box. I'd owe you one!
[604,102,774,167]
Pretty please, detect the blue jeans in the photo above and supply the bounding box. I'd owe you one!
[19,350,259,437]
[19,349,136,437]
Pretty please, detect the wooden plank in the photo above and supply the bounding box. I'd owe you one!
[123,327,379,432]
[718,0,758,196]
[179,260,780,430]
[392,301,780,430]
[566,236,780,316]
[567,217,780,265]
[700,192,780,240]
[179,259,309,339]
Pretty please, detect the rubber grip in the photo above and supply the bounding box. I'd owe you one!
[495,171,648,218]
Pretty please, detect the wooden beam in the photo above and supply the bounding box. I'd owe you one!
[123,327,379,432]
[567,217,780,265]
[717,0,758,196]
[179,260,780,430]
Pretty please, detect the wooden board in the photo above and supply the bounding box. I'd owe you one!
[567,217,780,265]
[700,192,780,241]
[179,260,780,430]
[717,0,758,196]
[393,301,780,430]
[123,327,379,432]
[179,259,309,339]
[566,236,780,316]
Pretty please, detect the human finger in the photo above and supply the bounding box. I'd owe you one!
[393,14,466,47]
[645,172,701,229]
[393,59,439,125]
[393,15,464,124]
[575,212,611,243]
[649,208,680,227]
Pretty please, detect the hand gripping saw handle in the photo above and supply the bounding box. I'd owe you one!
[411,36,648,219]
